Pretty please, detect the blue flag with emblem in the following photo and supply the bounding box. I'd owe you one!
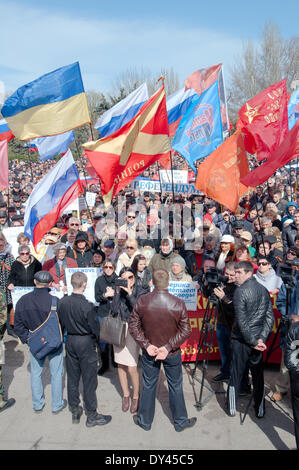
[172,81,223,172]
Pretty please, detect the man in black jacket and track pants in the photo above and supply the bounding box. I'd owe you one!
[227,261,274,418]
[57,271,112,427]
[285,318,299,449]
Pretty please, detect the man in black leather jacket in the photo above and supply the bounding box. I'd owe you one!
[285,318,299,449]
[227,261,274,418]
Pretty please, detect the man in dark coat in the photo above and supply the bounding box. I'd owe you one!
[129,268,197,432]
[285,318,299,449]
[227,261,274,418]
[14,271,65,413]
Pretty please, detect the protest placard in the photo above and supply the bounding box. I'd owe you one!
[65,267,103,304]
[168,282,198,311]
[2,226,25,258]
[11,286,63,309]
[159,170,188,184]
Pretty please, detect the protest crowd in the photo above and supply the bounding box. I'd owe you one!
[0,152,297,446]
[0,61,298,448]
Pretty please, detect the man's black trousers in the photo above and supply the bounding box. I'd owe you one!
[227,339,265,417]
[65,335,98,418]
[289,371,299,449]
[136,350,189,431]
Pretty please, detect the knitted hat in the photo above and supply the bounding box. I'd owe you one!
[171,256,186,269]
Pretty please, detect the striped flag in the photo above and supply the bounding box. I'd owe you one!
[24,150,83,247]
[94,83,148,138]
[0,119,14,141]
[83,86,170,205]
[166,87,198,137]
[1,62,90,140]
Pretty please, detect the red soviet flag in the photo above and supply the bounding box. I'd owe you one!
[241,120,299,187]
[238,79,289,161]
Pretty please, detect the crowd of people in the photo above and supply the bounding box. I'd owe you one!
[0,156,298,447]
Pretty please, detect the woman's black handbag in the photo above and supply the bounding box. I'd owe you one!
[99,313,126,348]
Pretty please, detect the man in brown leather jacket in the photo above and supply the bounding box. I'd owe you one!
[128,268,197,432]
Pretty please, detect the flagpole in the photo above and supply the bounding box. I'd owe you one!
[156,161,163,197]
[73,137,95,227]
[169,150,176,203]
[7,184,11,227]
[89,123,95,141]
[27,147,34,181]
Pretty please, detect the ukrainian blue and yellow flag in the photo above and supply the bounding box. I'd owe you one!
[1,62,90,140]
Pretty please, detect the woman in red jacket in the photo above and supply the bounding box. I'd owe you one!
[42,243,78,293]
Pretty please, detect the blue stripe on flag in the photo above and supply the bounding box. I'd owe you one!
[97,102,146,137]
[1,62,84,118]
[25,163,79,238]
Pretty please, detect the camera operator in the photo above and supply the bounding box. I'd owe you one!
[193,257,216,298]
[211,262,251,393]
[212,262,237,383]
[227,261,274,418]
[271,264,299,402]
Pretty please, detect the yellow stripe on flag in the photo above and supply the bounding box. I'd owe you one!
[5,92,90,140]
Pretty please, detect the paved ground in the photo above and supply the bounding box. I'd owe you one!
[0,335,297,451]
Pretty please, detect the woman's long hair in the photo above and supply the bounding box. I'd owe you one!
[130,254,146,275]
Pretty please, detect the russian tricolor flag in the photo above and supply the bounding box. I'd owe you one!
[0,119,14,141]
[94,83,148,138]
[24,150,83,247]
[166,87,198,137]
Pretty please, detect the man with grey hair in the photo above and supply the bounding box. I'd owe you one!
[57,271,112,427]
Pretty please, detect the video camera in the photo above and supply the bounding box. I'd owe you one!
[204,267,229,288]
[276,260,299,288]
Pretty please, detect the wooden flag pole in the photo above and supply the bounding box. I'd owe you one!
[27,147,34,182]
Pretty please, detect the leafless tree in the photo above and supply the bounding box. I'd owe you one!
[228,22,299,124]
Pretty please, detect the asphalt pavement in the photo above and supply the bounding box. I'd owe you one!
[0,334,297,451]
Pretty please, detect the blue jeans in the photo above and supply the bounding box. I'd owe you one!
[216,323,231,377]
[30,346,64,412]
[137,350,189,431]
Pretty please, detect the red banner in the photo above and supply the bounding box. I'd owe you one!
[181,292,282,364]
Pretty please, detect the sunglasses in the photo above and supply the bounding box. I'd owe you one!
[103,266,114,270]
[127,215,136,219]
[288,252,296,256]
[258,262,269,266]
[127,275,134,280]
[126,246,135,250]
[20,252,30,256]
[70,223,79,226]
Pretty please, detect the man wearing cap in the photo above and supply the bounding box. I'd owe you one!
[14,271,65,413]
[0,211,8,231]
[282,210,299,255]
[102,240,118,263]
[12,196,23,215]
[234,207,254,234]
[240,231,255,258]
